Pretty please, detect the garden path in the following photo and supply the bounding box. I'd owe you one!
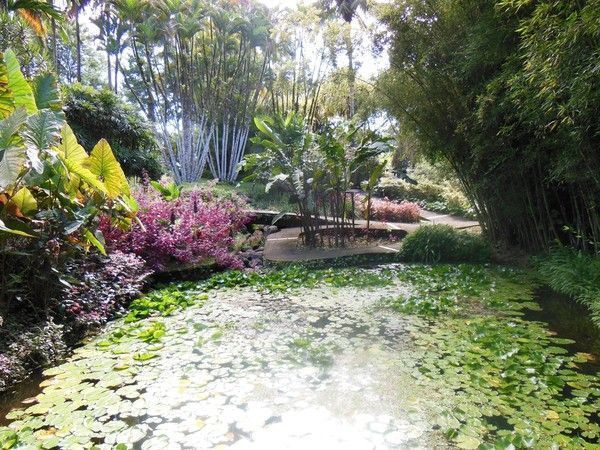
[262,210,479,262]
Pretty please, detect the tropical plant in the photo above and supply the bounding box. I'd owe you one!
[0,49,136,312]
[246,112,390,246]
[150,179,182,202]
[62,83,162,178]
[0,0,63,37]
[536,247,600,327]
[378,0,600,253]
[99,187,251,271]
[115,0,271,183]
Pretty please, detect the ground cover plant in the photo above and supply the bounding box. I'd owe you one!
[356,195,421,223]
[536,248,600,328]
[388,264,600,449]
[99,184,251,271]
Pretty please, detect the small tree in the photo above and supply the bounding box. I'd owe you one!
[245,113,389,247]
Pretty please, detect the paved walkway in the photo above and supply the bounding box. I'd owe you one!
[262,211,479,262]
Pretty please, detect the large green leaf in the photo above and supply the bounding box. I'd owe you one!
[61,155,108,195]
[10,186,37,216]
[32,73,61,111]
[5,49,37,115]
[85,139,130,198]
[0,107,27,149]
[56,124,87,163]
[84,229,106,255]
[0,54,14,119]
[24,110,62,153]
[0,147,25,190]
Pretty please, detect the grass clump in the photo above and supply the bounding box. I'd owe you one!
[536,247,600,327]
[401,224,491,263]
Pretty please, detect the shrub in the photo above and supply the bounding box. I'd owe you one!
[63,83,162,178]
[100,188,251,270]
[357,195,421,223]
[61,252,151,328]
[536,248,600,327]
[401,225,491,263]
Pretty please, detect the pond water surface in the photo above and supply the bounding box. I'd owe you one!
[0,264,599,449]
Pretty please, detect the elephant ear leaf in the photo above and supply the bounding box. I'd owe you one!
[32,73,61,111]
[55,125,107,195]
[0,217,34,237]
[56,124,87,163]
[10,187,37,216]
[84,229,106,255]
[0,54,14,119]
[5,49,37,115]
[86,139,130,198]
[0,109,28,184]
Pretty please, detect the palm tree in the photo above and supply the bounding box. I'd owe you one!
[68,0,92,82]
[319,0,367,118]
[1,0,62,36]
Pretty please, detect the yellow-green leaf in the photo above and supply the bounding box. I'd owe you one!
[0,53,14,119]
[56,124,88,163]
[0,217,35,237]
[84,229,106,255]
[10,187,37,216]
[61,155,108,195]
[5,49,37,115]
[85,139,130,198]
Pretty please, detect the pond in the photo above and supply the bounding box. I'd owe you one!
[1,264,599,449]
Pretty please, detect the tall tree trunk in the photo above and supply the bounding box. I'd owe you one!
[50,0,58,75]
[114,53,119,94]
[346,36,355,119]
[107,52,112,91]
[75,9,82,82]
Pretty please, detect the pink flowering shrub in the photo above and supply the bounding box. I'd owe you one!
[100,187,251,270]
[357,195,422,223]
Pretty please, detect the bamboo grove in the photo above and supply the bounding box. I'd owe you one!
[378,0,600,252]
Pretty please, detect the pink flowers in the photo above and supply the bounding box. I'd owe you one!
[357,195,422,223]
[100,188,251,270]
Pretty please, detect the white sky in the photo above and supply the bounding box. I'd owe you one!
[257,0,315,9]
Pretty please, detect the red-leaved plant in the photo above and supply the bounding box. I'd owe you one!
[357,195,421,223]
[99,188,251,270]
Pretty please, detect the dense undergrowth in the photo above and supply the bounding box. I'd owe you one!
[536,248,600,328]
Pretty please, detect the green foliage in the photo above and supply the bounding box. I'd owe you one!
[200,264,395,294]
[150,180,182,202]
[0,50,136,322]
[389,264,600,448]
[124,286,208,323]
[62,83,162,179]
[536,248,600,327]
[377,163,475,218]
[378,0,600,252]
[247,112,390,246]
[401,225,491,264]
[390,264,536,316]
